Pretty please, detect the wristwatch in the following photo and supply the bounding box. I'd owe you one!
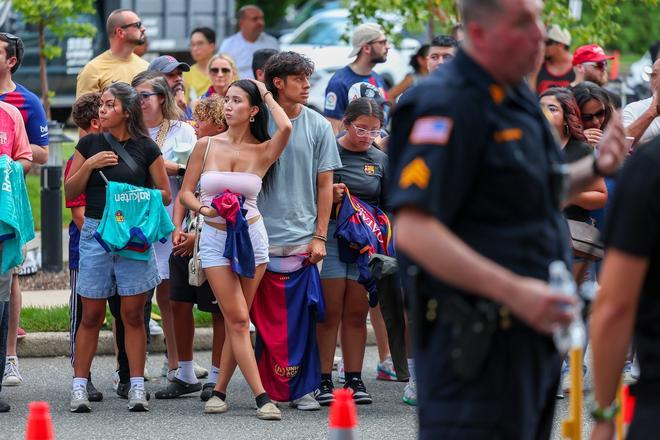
[177,164,186,176]
[588,395,619,422]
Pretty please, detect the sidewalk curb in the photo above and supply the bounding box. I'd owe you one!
[16,326,377,358]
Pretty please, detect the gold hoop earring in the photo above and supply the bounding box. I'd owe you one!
[249,115,255,123]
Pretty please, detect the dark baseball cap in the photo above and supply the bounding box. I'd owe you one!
[148,55,190,73]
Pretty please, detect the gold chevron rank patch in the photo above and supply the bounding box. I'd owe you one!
[399,157,430,190]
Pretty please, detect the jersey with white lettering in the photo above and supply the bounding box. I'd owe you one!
[94,182,174,261]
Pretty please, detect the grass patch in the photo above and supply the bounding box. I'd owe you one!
[26,142,76,231]
[21,303,213,332]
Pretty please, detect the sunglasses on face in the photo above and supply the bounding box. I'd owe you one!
[351,123,381,138]
[369,39,388,46]
[121,21,142,30]
[210,67,232,76]
[139,92,160,101]
[583,61,607,71]
[581,108,606,122]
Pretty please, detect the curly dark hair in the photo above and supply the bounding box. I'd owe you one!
[264,51,315,100]
[540,87,586,142]
[72,92,102,131]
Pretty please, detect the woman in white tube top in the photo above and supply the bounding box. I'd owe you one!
[180,78,291,420]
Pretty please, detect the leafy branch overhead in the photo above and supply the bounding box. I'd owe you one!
[348,0,660,50]
[12,0,97,118]
[13,0,96,60]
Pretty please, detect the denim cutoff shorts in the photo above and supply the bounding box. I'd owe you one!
[76,217,161,299]
[199,218,270,269]
[320,220,359,281]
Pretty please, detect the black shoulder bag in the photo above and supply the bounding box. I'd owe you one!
[103,133,139,174]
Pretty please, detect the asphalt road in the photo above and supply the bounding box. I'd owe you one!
[0,347,591,439]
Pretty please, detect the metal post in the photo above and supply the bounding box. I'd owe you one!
[40,121,70,272]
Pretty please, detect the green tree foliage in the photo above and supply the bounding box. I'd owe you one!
[348,0,659,53]
[12,0,96,118]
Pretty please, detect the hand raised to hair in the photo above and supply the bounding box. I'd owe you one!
[248,78,269,98]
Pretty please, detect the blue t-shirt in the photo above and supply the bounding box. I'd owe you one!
[0,84,49,147]
[323,66,388,120]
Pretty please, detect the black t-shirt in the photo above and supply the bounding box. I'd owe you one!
[562,138,593,222]
[603,137,660,382]
[76,133,162,219]
[334,140,389,209]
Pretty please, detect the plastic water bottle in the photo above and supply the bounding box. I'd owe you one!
[548,261,585,353]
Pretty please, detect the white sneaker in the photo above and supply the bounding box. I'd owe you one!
[403,380,417,406]
[337,358,345,383]
[289,392,321,411]
[149,319,163,336]
[111,370,120,391]
[193,362,209,379]
[3,358,22,386]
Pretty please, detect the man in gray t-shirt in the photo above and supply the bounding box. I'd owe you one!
[259,53,341,259]
[258,52,341,411]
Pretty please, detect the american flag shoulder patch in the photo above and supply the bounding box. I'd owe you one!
[409,116,453,146]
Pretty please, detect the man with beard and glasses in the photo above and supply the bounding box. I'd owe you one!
[76,8,148,97]
[324,23,390,134]
[149,55,192,119]
[570,43,621,108]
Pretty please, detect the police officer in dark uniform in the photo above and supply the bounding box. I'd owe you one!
[387,0,627,438]
[590,134,660,440]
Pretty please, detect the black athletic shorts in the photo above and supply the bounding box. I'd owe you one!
[169,254,219,314]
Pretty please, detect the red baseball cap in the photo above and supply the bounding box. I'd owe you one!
[572,44,614,66]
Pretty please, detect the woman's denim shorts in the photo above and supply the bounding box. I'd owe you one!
[76,217,161,299]
[320,220,359,281]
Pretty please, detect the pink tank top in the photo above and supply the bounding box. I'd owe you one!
[200,171,262,224]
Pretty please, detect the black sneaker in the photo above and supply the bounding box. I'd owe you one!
[313,379,335,406]
[0,398,9,412]
[344,378,372,405]
[87,380,103,402]
[117,382,150,401]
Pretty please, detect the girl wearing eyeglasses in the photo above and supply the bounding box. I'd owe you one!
[315,97,389,407]
[203,54,240,99]
[131,71,198,382]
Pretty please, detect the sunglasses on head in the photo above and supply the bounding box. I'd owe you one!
[210,67,232,75]
[583,61,607,71]
[120,21,142,30]
[581,108,606,122]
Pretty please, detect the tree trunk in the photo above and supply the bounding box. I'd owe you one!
[38,20,51,120]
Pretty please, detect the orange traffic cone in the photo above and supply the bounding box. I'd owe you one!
[623,384,636,425]
[25,401,54,440]
[328,388,358,439]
